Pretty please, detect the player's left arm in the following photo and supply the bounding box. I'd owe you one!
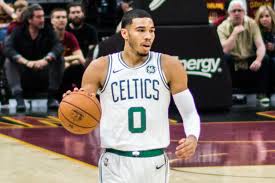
[161,54,200,160]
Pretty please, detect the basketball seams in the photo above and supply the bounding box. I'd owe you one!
[70,92,102,116]
[59,109,97,129]
[78,92,101,113]
[59,92,102,134]
[61,100,100,123]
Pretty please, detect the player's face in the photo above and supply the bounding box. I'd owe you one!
[122,17,155,56]
[51,11,68,30]
[259,10,272,29]
[29,10,45,29]
[229,4,245,25]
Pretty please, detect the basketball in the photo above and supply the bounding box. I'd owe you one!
[58,91,101,135]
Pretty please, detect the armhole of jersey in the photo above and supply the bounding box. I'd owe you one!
[157,53,170,90]
[100,55,112,93]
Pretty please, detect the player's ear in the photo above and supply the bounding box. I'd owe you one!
[120,28,128,40]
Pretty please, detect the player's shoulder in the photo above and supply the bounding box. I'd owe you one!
[160,53,183,67]
[87,56,109,71]
[158,53,186,82]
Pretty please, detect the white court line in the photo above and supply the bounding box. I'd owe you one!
[0,133,98,183]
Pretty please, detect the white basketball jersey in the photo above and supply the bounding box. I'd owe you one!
[99,51,170,151]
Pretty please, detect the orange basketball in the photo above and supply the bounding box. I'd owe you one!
[58,91,101,135]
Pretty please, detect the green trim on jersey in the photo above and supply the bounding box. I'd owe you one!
[100,55,113,93]
[157,53,170,90]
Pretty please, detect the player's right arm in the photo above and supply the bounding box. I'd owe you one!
[81,56,109,95]
[63,56,108,97]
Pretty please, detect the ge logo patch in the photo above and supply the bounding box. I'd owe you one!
[146,65,156,74]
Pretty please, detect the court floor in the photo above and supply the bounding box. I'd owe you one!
[0,108,275,183]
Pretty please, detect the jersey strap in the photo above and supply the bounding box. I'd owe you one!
[100,54,113,93]
[157,53,169,90]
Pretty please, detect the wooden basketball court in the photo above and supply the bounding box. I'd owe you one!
[0,113,274,183]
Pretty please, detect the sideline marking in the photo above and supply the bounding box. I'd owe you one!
[0,133,98,169]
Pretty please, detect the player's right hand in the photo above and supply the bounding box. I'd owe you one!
[62,88,95,98]
[63,87,81,98]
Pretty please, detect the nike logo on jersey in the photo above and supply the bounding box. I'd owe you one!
[113,69,124,73]
[156,163,165,169]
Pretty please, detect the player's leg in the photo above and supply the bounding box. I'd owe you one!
[98,152,124,183]
[99,151,169,183]
[150,153,169,183]
[121,154,169,183]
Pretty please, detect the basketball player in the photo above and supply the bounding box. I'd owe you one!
[65,9,200,183]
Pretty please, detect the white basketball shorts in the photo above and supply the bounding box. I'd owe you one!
[98,149,169,183]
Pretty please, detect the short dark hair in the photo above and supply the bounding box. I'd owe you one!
[23,4,43,24]
[121,9,153,28]
[51,8,67,18]
[67,2,85,14]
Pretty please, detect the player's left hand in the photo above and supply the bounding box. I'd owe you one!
[175,135,198,160]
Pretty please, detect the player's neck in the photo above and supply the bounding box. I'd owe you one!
[121,50,148,68]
